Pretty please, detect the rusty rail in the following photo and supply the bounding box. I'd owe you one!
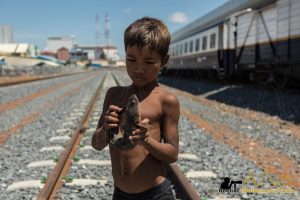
[165,163,201,200]
[0,71,87,87]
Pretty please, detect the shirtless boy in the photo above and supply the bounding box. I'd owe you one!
[91,17,180,200]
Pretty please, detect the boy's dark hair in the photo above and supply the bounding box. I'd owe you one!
[124,17,170,59]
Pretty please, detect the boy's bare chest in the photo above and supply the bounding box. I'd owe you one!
[139,99,162,123]
[112,90,163,123]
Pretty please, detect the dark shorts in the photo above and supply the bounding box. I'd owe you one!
[112,179,176,200]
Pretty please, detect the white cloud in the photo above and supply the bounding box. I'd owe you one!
[169,12,188,24]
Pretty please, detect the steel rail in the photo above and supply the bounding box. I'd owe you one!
[0,71,87,87]
[165,163,201,200]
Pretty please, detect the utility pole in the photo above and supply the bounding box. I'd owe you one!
[95,14,100,60]
[105,14,110,47]
[105,14,110,61]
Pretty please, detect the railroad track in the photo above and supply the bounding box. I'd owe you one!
[1,68,299,199]
[35,71,106,199]
[0,71,105,199]
[0,72,99,144]
[1,70,201,199]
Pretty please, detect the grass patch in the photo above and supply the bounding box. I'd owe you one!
[40,176,48,184]
[79,144,85,148]
[61,176,74,183]
[72,156,80,162]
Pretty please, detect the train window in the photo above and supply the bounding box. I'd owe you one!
[202,36,207,51]
[184,42,188,54]
[210,33,216,49]
[189,40,193,53]
[195,38,200,52]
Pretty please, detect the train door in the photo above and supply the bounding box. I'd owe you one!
[219,19,235,79]
[218,24,225,79]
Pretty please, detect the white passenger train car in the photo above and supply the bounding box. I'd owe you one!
[168,0,300,84]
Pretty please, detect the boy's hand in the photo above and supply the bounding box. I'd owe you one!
[103,105,122,130]
[129,118,150,145]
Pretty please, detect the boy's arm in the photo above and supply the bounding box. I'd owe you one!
[140,94,180,164]
[91,88,113,151]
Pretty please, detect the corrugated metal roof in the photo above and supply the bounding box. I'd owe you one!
[0,44,17,53]
[171,0,277,43]
[16,44,29,53]
[0,43,30,54]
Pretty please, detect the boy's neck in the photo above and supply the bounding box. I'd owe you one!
[130,80,159,94]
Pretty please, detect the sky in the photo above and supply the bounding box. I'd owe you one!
[0,0,228,59]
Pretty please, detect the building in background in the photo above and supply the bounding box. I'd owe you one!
[78,45,104,60]
[45,35,120,64]
[69,48,88,63]
[0,25,14,43]
[102,46,120,61]
[40,51,57,58]
[46,36,75,53]
[57,47,70,61]
[78,45,119,61]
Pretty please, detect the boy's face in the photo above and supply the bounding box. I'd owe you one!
[126,45,168,87]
